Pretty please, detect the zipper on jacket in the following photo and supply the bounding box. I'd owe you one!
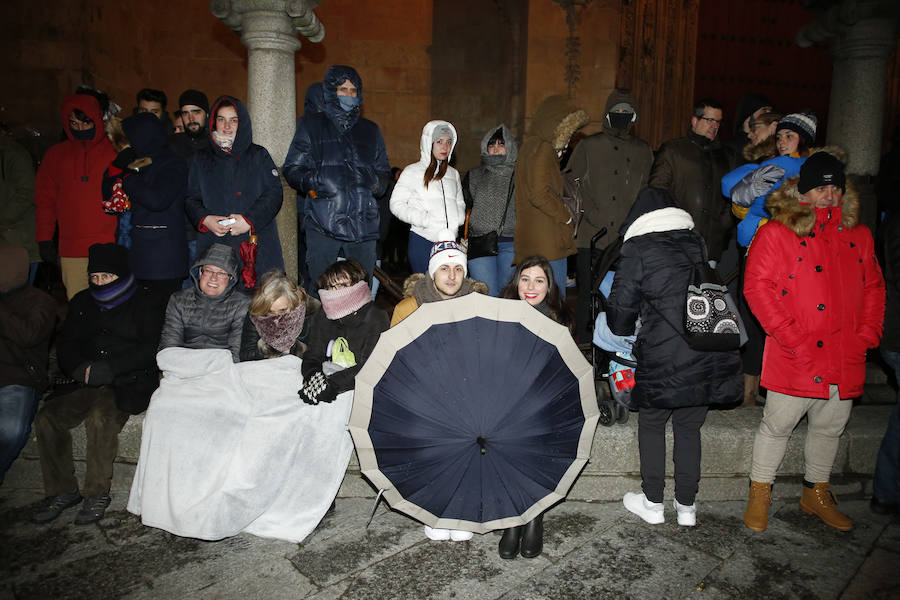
[441,179,449,229]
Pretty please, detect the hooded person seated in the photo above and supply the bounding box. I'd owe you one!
[299,259,389,405]
[158,243,250,362]
[390,230,488,327]
[32,243,166,525]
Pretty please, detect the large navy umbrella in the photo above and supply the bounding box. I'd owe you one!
[350,293,598,534]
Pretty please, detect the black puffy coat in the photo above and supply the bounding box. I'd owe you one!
[103,113,189,281]
[882,212,900,354]
[282,66,391,242]
[606,189,742,409]
[58,284,167,414]
[184,96,284,287]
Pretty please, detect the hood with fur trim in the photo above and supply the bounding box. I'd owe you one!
[765,147,857,237]
[528,95,590,152]
[400,272,488,300]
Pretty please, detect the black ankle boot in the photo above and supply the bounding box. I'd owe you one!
[498,526,522,559]
[520,514,543,558]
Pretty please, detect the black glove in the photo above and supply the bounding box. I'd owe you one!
[86,361,114,386]
[299,371,337,405]
[111,147,137,170]
[38,240,58,265]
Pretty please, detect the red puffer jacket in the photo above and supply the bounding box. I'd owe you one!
[744,174,885,399]
[35,94,117,257]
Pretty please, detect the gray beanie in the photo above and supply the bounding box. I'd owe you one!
[776,112,817,145]
[432,124,453,144]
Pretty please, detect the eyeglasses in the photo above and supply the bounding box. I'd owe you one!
[200,267,233,281]
[699,117,722,125]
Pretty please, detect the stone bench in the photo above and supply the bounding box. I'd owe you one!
[5,404,890,502]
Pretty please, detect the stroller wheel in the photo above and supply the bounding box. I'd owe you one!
[614,403,630,424]
[597,388,615,427]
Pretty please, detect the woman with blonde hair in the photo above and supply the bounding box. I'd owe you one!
[240,270,316,360]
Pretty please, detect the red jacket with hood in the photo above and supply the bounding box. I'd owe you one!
[35,94,117,257]
[744,172,885,399]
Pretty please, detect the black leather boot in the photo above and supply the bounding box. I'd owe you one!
[498,526,522,559]
[520,514,543,558]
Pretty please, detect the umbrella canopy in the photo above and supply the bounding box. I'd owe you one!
[350,293,598,534]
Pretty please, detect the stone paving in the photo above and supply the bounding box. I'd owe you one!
[1,489,897,600]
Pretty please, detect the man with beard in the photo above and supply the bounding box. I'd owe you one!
[168,89,210,270]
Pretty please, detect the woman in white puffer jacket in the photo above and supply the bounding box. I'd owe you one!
[390,120,466,273]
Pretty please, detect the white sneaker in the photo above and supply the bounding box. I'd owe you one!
[449,529,473,541]
[623,492,665,524]
[423,526,451,541]
[673,499,697,526]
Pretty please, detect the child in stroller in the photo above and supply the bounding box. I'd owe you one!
[593,268,638,426]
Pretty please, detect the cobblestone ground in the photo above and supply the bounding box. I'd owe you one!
[1,490,897,600]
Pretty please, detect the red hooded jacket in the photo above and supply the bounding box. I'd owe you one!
[744,174,885,399]
[35,94,117,257]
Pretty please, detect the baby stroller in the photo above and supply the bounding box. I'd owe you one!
[588,229,636,426]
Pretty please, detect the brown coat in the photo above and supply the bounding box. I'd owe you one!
[648,131,734,261]
[513,95,589,264]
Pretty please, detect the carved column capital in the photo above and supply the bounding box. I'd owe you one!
[211,0,324,51]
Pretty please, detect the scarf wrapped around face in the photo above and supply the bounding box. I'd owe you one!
[249,304,307,354]
[89,273,137,310]
[319,281,371,319]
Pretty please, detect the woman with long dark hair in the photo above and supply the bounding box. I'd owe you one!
[390,121,466,274]
[495,255,573,559]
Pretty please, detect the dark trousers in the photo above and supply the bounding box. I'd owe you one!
[638,405,708,505]
[575,247,594,342]
[34,386,129,498]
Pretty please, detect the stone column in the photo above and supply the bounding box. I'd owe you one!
[825,17,896,176]
[211,0,325,281]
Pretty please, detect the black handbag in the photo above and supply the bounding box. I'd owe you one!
[465,172,514,260]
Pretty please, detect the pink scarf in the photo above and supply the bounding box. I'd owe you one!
[249,304,306,354]
[319,281,371,319]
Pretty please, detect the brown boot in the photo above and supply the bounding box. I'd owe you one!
[742,374,760,407]
[744,480,772,531]
[799,480,853,531]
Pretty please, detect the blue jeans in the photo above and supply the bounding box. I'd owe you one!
[306,228,376,299]
[408,232,433,275]
[467,241,516,297]
[875,349,900,504]
[550,258,567,300]
[0,385,38,484]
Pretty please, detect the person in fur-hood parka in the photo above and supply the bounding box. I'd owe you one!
[513,95,589,290]
[742,150,885,533]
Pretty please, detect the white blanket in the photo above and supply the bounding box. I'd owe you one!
[127,347,353,543]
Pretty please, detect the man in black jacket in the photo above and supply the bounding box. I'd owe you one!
[32,243,166,525]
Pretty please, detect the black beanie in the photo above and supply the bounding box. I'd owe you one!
[798,152,846,195]
[88,243,131,277]
[179,89,209,114]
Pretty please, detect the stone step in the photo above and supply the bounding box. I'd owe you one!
[6,404,891,503]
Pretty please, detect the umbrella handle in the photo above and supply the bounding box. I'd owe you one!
[477,436,486,455]
[365,488,386,529]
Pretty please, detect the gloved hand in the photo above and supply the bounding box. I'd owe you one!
[38,240,58,265]
[111,147,137,170]
[731,164,786,208]
[298,371,337,405]
[86,360,114,386]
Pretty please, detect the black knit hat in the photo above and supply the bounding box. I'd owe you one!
[798,152,846,195]
[178,89,209,114]
[88,243,131,277]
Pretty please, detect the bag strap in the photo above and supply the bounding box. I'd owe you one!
[495,170,515,234]
[642,291,690,344]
